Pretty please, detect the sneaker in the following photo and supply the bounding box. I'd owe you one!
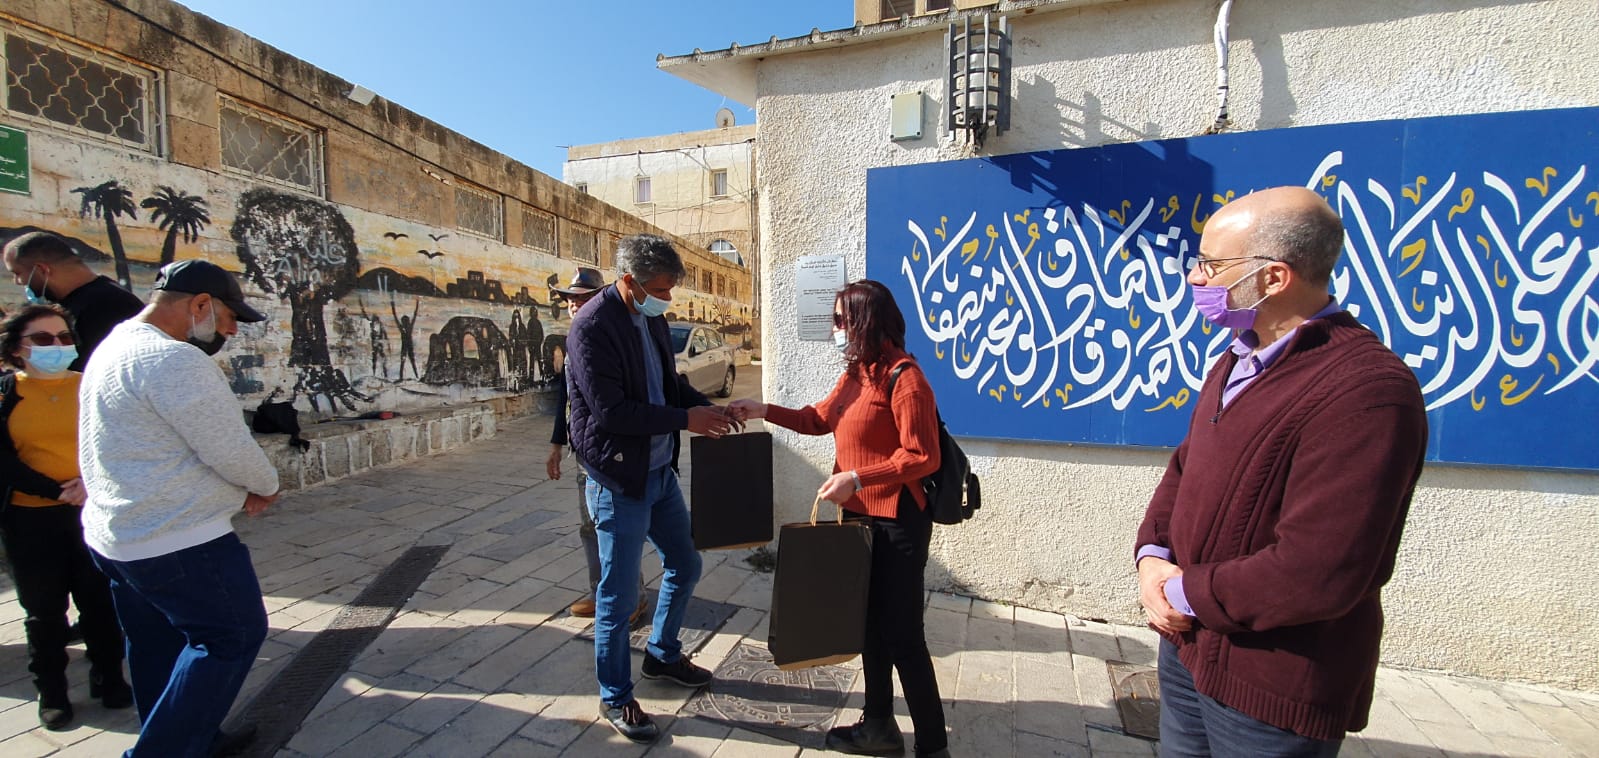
[570,596,597,618]
[599,699,659,743]
[641,652,712,688]
[211,724,258,757]
[825,716,906,756]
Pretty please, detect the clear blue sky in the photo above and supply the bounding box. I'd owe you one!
[176,1,853,179]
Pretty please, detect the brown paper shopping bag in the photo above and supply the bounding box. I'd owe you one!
[768,496,872,670]
[690,432,775,550]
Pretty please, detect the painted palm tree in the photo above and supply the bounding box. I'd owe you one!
[70,180,138,289]
[141,186,211,266]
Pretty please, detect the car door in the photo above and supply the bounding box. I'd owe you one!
[688,329,715,391]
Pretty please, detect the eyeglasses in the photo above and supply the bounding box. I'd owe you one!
[22,331,74,347]
[832,313,845,327]
[1195,255,1279,278]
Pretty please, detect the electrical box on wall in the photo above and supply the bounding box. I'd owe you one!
[891,91,924,141]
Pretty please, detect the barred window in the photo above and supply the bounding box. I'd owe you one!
[1,23,160,153]
[455,183,503,240]
[571,224,598,264]
[219,95,323,193]
[521,206,556,253]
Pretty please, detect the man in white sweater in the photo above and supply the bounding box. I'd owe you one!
[79,260,279,758]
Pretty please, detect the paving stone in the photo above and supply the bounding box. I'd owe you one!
[1015,730,1093,757]
[928,591,972,614]
[1510,698,1599,751]
[387,682,484,734]
[1085,725,1157,755]
[1380,672,1471,727]
[287,672,436,755]
[485,735,562,757]
[1066,618,1123,662]
[1071,653,1122,730]
[1017,661,1087,745]
[453,625,570,693]
[405,623,524,683]
[323,722,423,758]
[1425,675,1552,739]
[404,691,537,757]
[711,725,805,757]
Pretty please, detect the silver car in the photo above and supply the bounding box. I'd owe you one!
[670,323,736,398]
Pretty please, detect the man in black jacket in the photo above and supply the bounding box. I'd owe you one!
[565,234,739,743]
[3,231,144,371]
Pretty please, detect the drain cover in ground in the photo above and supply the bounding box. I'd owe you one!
[685,642,856,749]
[1107,660,1161,740]
[577,596,738,657]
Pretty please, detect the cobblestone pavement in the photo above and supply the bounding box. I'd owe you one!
[1,412,1596,757]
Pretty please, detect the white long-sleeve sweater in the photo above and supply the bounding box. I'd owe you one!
[79,321,280,561]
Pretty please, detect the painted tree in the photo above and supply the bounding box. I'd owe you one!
[141,186,211,266]
[231,188,368,412]
[70,180,137,289]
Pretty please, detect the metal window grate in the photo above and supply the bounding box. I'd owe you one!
[570,223,597,264]
[520,205,556,253]
[1,21,161,154]
[219,95,323,194]
[455,183,502,240]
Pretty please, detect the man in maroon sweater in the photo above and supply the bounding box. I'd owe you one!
[1135,186,1428,756]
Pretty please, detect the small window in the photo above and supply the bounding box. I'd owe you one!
[455,183,503,240]
[219,95,324,194]
[1,23,160,153]
[925,0,952,11]
[710,169,729,197]
[634,176,652,204]
[571,224,598,264]
[702,270,714,292]
[521,206,557,253]
[575,182,588,194]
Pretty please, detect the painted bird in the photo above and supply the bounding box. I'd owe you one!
[417,249,444,259]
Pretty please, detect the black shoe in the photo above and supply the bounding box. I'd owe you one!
[90,667,135,710]
[599,699,659,744]
[915,747,951,758]
[641,652,712,688]
[825,716,906,756]
[38,700,74,731]
[211,724,258,757]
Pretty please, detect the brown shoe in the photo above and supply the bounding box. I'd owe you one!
[570,596,597,618]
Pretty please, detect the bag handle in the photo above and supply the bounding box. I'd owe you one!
[808,494,845,526]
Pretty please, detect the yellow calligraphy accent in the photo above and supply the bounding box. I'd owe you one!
[911,241,922,262]
[1005,290,1014,306]
[928,312,937,324]
[1401,176,1428,204]
[1547,353,1561,375]
[1160,195,1180,223]
[1320,174,1338,189]
[988,384,1008,403]
[1570,207,1585,229]
[1509,324,1524,348]
[1470,391,1486,411]
[1499,374,1542,406]
[1190,193,1212,234]
[1588,191,1599,215]
[1525,167,1556,197]
[1201,321,1212,335]
[961,348,971,362]
[1494,260,1508,288]
[1013,209,1030,224]
[1145,388,1191,413]
[934,216,948,241]
[1399,238,1427,277]
[934,345,946,359]
[1013,389,1022,401]
[1212,190,1236,206]
[1042,397,1051,408]
[1119,247,1130,261]
[1053,385,1074,406]
[1023,222,1041,258]
[1475,234,1491,259]
[983,224,999,260]
[1129,307,1142,329]
[960,237,981,264]
[1447,188,1475,221]
[1108,200,1131,225]
[1411,288,1426,313]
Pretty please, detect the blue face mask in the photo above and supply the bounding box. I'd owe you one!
[23,266,48,305]
[630,282,670,318]
[25,345,77,376]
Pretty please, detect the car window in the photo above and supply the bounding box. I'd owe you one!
[670,327,690,353]
[704,330,723,348]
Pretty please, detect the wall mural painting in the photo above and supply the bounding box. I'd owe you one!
[865,106,1599,470]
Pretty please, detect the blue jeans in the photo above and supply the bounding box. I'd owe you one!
[586,466,702,706]
[92,534,268,758]
[1158,640,1342,758]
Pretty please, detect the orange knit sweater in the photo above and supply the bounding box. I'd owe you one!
[764,349,941,518]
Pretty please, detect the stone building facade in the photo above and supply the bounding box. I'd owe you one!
[0,0,753,420]
[663,0,1599,689]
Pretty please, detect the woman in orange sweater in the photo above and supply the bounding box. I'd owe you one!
[0,305,131,730]
[731,280,948,758]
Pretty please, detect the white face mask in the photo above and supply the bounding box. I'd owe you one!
[833,329,848,352]
[187,306,226,356]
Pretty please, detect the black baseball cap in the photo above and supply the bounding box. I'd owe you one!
[154,260,267,322]
[553,266,606,296]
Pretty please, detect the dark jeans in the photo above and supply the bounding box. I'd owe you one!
[862,489,947,753]
[0,504,124,692]
[1157,639,1343,757]
[93,533,268,758]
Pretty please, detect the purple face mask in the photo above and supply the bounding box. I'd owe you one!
[1192,263,1271,330]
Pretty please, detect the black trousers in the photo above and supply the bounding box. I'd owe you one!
[0,504,124,691]
[861,488,947,752]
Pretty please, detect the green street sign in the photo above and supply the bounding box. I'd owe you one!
[0,124,30,196]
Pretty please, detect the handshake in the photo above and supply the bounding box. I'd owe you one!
[686,399,768,439]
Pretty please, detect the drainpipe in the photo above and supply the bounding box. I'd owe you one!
[1204,0,1233,135]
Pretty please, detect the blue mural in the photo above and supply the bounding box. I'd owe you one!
[865,106,1599,470]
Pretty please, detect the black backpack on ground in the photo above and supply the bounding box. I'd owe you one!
[887,362,980,525]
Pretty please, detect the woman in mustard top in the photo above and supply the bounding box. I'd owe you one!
[0,304,130,730]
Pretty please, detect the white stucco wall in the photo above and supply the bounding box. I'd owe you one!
[564,140,755,254]
[749,0,1599,689]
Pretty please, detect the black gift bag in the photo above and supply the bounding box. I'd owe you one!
[769,496,873,670]
[690,432,775,550]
